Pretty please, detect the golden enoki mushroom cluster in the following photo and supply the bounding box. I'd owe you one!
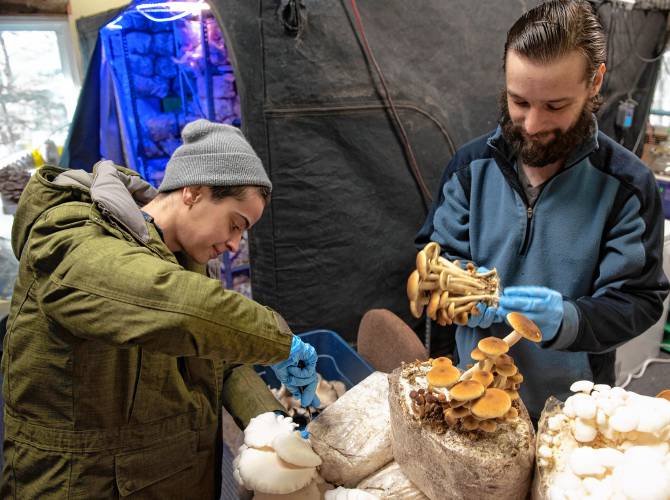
[407,242,500,326]
[409,313,542,434]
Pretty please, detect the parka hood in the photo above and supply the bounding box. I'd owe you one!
[11,160,158,260]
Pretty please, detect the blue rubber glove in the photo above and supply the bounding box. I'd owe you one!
[272,336,321,407]
[497,286,564,342]
[467,267,505,329]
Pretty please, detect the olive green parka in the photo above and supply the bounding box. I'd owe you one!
[1,161,291,498]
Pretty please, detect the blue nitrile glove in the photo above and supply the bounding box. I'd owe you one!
[467,267,505,329]
[497,286,564,342]
[271,336,321,407]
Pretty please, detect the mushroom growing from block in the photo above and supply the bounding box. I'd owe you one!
[471,388,512,420]
[449,380,486,404]
[426,364,461,391]
[459,313,541,381]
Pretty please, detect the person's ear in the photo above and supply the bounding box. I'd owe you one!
[181,186,203,208]
[590,63,606,97]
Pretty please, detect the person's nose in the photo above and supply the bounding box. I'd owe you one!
[523,107,547,137]
[225,236,241,254]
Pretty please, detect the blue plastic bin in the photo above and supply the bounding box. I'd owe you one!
[255,330,374,391]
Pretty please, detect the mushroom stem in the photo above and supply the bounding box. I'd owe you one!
[437,257,474,278]
[502,330,523,347]
[459,330,521,380]
[443,294,497,305]
[448,275,487,289]
[452,303,476,315]
[477,268,498,278]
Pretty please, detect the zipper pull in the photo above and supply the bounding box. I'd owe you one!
[527,207,533,219]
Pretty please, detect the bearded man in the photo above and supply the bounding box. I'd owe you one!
[414,0,669,420]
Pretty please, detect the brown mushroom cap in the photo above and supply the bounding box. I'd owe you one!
[494,353,514,366]
[431,356,453,367]
[427,290,441,320]
[439,290,450,309]
[471,388,512,419]
[423,242,441,263]
[657,389,670,402]
[461,416,480,431]
[416,251,429,279]
[409,300,424,319]
[470,370,494,388]
[450,406,471,418]
[426,365,460,388]
[495,363,518,377]
[478,337,509,357]
[510,372,524,384]
[478,419,498,433]
[470,348,487,362]
[454,311,469,325]
[506,312,542,342]
[406,270,421,301]
[504,407,519,421]
[505,389,520,400]
[444,408,458,426]
[449,380,486,401]
[437,308,451,326]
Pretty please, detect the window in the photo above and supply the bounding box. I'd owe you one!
[650,52,670,128]
[0,16,80,166]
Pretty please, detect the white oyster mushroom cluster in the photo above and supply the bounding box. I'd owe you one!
[234,412,323,496]
[538,380,670,500]
[271,374,347,416]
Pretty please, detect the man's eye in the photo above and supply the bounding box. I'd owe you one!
[547,104,566,111]
[513,100,529,108]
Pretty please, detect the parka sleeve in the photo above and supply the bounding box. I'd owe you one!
[221,365,285,428]
[31,213,292,365]
[548,179,669,353]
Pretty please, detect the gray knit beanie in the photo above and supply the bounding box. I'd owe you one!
[158,119,272,192]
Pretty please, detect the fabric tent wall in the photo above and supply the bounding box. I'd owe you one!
[210,0,536,342]
[211,1,668,343]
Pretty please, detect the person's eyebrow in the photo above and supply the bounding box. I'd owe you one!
[546,97,572,104]
[507,91,572,104]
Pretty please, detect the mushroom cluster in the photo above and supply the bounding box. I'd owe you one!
[270,374,347,420]
[407,312,542,434]
[407,242,500,325]
[408,356,518,434]
[536,383,670,500]
[234,412,323,496]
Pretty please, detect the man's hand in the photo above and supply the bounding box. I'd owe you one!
[271,336,321,407]
[498,286,564,341]
[467,267,505,329]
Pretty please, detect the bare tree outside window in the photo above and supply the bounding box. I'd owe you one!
[0,16,79,165]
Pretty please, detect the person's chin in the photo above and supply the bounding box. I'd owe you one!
[191,253,209,265]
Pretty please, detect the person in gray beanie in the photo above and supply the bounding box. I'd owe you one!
[2,118,319,498]
[158,118,273,192]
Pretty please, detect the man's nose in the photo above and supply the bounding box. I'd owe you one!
[523,107,547,137]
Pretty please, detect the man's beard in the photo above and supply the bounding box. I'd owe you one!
[499,92,595,168]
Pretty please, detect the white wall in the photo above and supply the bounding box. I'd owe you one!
[68,0,129,78]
